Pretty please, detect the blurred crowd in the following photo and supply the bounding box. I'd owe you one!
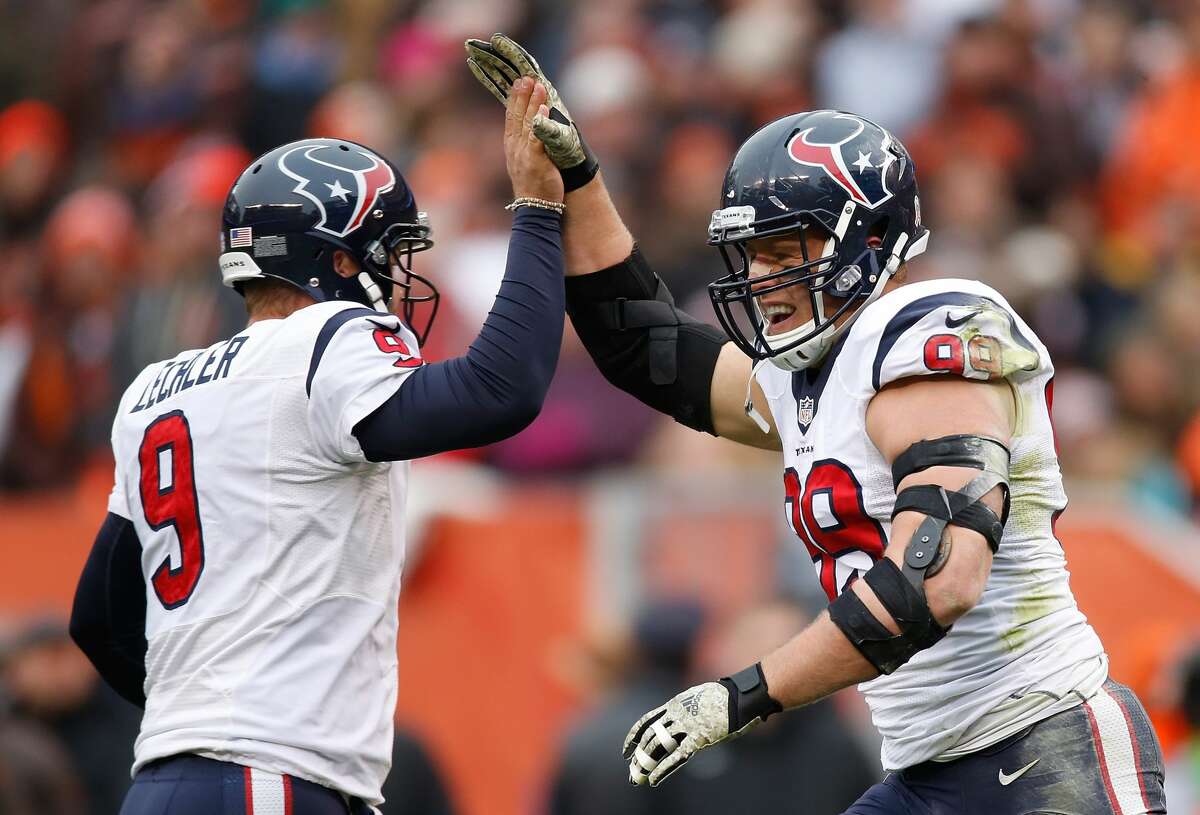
[546,597,880,815]
[1,0,1200,513]
[5,0,1200,812]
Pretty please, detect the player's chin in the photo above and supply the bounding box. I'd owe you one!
[764,313,808,336]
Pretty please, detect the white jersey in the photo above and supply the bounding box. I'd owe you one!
[756,278,1106,771]
[107,300,425,805]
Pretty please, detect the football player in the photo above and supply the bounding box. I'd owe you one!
[69,79,565,814]
[466,35,1167,814]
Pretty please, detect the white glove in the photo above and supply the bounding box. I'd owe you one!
[622,681,756,787]
[464,33,599,191]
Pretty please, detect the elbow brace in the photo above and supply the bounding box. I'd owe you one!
[564,246,727,434]
[828,434,1010,674]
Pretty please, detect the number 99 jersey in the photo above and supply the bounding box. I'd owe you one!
[107,300,424,806]
[755,278,1107,772]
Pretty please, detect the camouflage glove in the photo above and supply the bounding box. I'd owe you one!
[464,33,599,191]
[621,664,782,787]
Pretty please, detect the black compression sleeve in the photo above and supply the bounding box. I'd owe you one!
[353,208,564,461]
[564,247,727,434]
[69,512,148,708]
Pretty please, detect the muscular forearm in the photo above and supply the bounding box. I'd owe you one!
[761,506,994,710]
[563,174,633,275]
[760,610,879,710]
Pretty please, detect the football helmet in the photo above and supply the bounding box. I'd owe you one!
[219,138,438,342]
[707,110,929,371]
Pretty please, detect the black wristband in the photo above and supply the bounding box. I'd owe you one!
[719,662,783,731]
[548,108,599,192]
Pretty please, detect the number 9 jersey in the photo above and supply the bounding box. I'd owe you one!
[755,277,1107,773]
[107,300,425,806]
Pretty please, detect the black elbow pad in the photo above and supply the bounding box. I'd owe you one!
[828,558,950,675]
[565,247,727,434]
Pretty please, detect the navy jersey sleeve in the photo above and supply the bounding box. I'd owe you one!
[352,207,564,461]
[69,512,148,708]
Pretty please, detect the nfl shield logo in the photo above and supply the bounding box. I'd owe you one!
[798,397,815,427]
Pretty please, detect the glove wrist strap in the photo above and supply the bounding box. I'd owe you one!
[719,662,783,731]
[560,138,599,192]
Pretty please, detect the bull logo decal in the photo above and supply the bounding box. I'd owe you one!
[278,144,396,238]
[785,114,896,209]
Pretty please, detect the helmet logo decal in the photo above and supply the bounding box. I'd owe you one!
[785,114,894,209]
[278,144,396,238]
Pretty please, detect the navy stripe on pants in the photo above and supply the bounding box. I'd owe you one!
[119,754,373,815]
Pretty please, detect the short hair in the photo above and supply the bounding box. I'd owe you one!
[240,278,311,317]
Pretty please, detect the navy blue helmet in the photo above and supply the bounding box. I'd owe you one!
[220,138,437,342]
[707,110,930,371]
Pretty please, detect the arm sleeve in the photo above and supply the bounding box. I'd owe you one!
[870,294,1043,392]
[349,208,565,462]
[69,512,148,708]
[562,246,728,434]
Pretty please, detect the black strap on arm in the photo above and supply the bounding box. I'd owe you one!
[828,434,1010,675]
[891,434,1011,523]
[891,433,1010,562]
[69,512,148,708]
[718,662,783,731]
[894,481,1004,562]
[564,246,727,434]
[828,558,950,675]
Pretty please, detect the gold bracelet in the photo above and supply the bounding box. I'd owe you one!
[505,196,565,214]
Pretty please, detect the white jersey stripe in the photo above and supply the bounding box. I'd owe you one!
[247,767,290,815]
[1084,688,1150,814]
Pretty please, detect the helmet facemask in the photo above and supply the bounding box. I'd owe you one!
[362,215,438,345]
[708,204,894,372]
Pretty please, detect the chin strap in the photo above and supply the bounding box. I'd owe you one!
[358,271,388,312]
[742,358,773,434]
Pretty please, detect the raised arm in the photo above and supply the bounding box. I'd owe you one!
[465,34,779,450]
[349,79,566,461]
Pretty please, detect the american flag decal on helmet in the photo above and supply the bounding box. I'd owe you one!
[229,227,254,248]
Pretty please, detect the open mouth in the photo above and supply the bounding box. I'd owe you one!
[762,302,798,332]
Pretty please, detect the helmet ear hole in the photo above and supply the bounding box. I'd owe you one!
[867,216,890,249]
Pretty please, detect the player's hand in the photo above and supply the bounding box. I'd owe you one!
[622,681,760,787]
[504,77,565,204]
[466,33,599,191]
